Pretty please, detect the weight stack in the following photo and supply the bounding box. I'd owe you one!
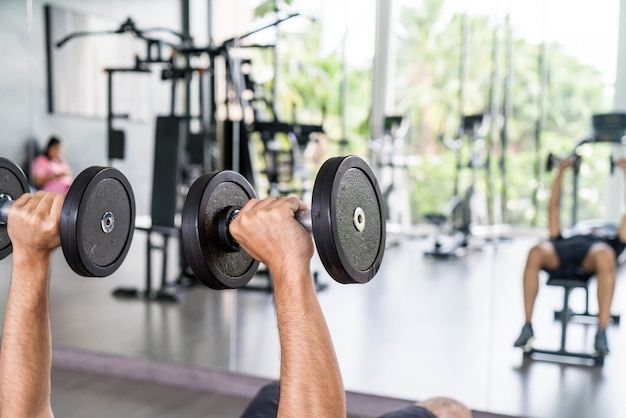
[151,116,187,228]
[108,129,126,160]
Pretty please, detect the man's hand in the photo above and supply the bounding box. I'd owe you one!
[557,157,574,172]
[229,197,314,277]
[7,191,63,261]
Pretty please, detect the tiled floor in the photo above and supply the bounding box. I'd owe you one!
[1,228,625,417]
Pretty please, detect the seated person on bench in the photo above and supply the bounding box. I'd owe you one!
[514,157,626,355]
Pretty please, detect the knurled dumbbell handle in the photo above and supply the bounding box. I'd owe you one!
[294,209,313,233]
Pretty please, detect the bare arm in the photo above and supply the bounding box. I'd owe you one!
[231,197,346,418]
[0,192,63,418]
[548,159,572,239]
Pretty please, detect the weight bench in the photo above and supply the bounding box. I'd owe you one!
[526,271,620,366]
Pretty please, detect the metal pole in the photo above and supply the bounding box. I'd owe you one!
[340,24,348,154]
[532,3,549,226]
[500,13,513,224]
[486,20,502,227]
[107,70,114,166]
[272,0,280,118]
[532,50,548,226]
[572,162,579,226]
[370,0,393,140]
[181,0,192,127]
[455,13,469,199]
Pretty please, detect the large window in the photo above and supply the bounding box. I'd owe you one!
[247,0,376,155]
[390,0,619,226]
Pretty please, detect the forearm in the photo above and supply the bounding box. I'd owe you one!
[547,170,565,237]
[273,268,345,418]
[0,254,53,418]
[549,171,564,211]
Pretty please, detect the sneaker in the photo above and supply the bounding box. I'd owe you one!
[514,323,534,351]
[594,329,610,355]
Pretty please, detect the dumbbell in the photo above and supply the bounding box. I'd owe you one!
[609,155,626,174]
[0,157,135,277]
[181,155,386,289]
[611,155,616,174]
[546,152,582,174]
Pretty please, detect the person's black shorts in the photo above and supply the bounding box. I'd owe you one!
[553,235,595,267]
[547,234,626,280]
[240,383,279,418]
[241,383,438,418]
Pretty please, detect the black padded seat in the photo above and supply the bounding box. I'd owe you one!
[424,213,447,226]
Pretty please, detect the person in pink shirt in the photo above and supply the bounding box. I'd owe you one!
[31,137,73,194]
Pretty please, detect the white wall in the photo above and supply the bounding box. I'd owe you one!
[0,0,181,216]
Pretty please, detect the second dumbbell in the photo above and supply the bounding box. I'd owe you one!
[546,152,582,174]
[181,155,386,290]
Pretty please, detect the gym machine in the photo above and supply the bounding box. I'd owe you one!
[368,114,417,244]
[53,12,331,298]
[424,114,488,258]
[546,113,626,226]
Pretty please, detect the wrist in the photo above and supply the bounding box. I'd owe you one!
[10,251,52,297]
[268,265,315,301]
[12,250,53,271]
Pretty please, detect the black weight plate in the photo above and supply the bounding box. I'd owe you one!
[181,171,259,290]
[311,156,386,284]
[60,167,135,277]
[0,158,30,260]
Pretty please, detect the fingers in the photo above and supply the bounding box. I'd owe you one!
[18,191,62,217]
[229,196,313,265]
[48,193,64,221]
[559,158,573,169]
[7,191,63,253]
[238,196,308,219]
[11,192,34,210]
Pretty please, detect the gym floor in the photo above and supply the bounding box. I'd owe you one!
[1,227,625,418]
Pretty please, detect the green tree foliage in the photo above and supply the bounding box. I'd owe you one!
[250,3,373,156]
[394,0,611,225]
[253,0,294,18]
[251,0,612,226]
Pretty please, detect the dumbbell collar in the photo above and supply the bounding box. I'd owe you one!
[0,194,14,225]
[218,206,242,252]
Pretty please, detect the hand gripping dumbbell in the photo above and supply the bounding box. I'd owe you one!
[0,157,135,277]
[546,152,582,174]
[181,155,386,289]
